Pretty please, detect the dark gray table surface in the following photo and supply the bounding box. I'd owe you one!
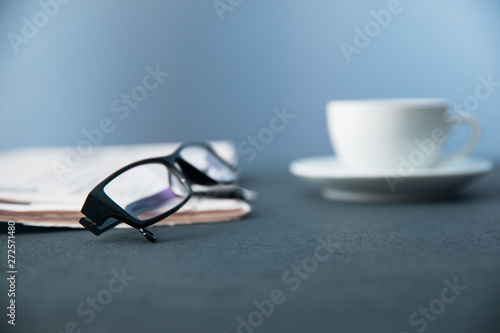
[1,162,499,333]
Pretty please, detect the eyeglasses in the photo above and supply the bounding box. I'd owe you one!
[79,143,237,242]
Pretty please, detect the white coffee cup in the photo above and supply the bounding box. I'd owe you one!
[326,98,481,171]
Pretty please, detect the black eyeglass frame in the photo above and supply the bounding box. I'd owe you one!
[79,142,236,240]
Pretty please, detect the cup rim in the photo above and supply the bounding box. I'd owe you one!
[326,98,449,110]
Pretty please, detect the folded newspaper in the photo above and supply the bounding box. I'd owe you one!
[0,141,251,229]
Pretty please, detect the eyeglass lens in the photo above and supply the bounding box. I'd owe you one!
[103,163,189,221]
[179,145,236,182]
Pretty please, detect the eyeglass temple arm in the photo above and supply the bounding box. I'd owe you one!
[80,217,157,242]
[138,228,156,242]
[79,217,121,236]
[191,184,257,201]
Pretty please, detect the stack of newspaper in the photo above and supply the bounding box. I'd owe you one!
[0,141,251,229]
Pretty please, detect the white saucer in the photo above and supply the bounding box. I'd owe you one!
[289,156,493,202]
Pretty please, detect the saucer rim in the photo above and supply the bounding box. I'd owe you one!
[289,155,494,179]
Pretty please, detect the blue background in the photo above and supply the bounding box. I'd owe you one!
[1,0,499,166]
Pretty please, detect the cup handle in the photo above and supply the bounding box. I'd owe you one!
[437,115,481,166]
